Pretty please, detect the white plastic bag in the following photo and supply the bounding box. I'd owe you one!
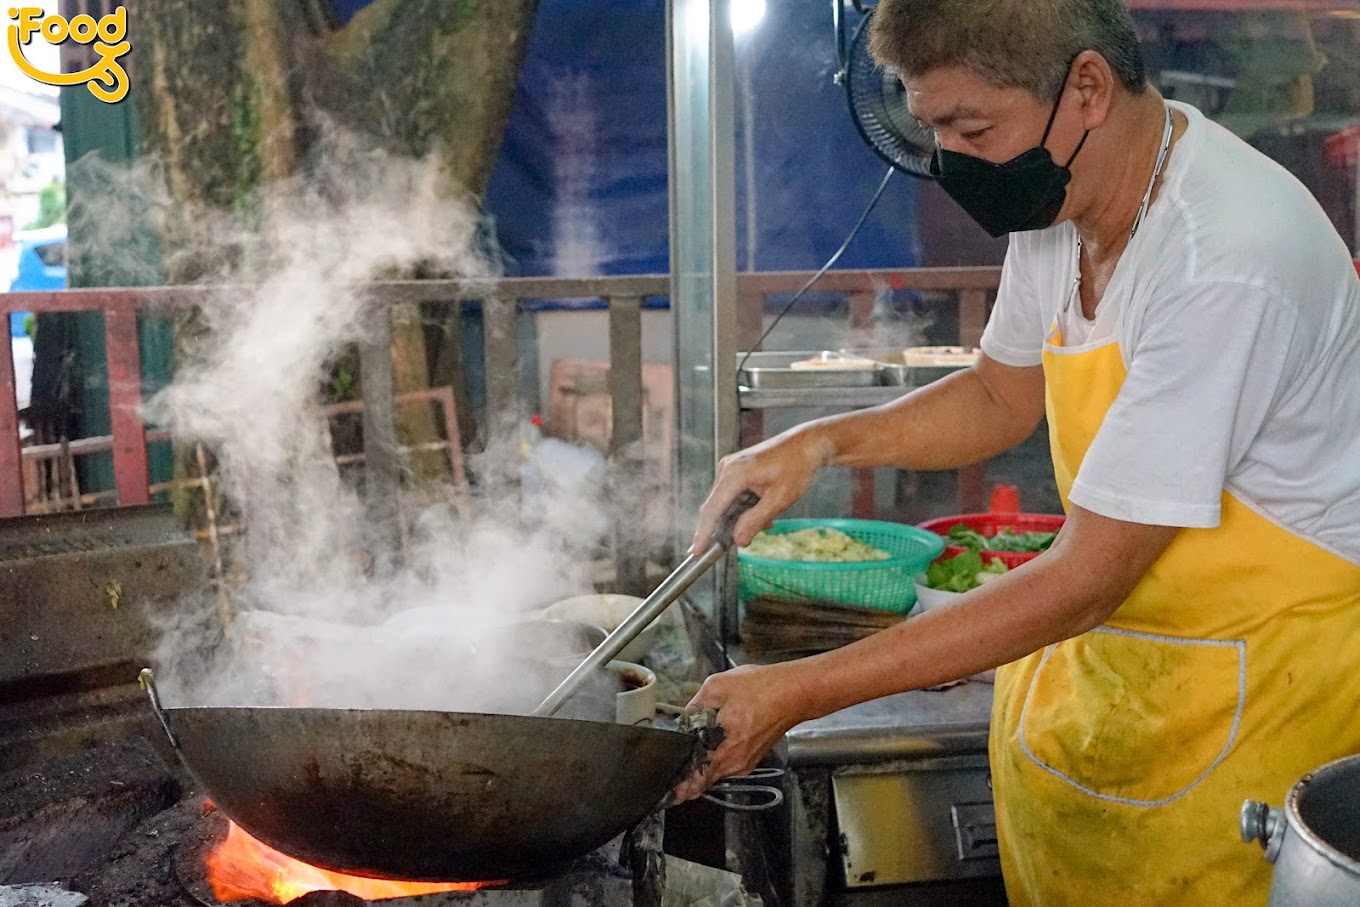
[662,857,763,907]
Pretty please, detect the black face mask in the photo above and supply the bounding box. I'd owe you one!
[929,86,1090,238]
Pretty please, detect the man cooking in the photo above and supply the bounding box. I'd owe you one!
[676,0,1360,902]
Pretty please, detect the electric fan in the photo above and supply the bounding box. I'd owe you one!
[837,2,938,179]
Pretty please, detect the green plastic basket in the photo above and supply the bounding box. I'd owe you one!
[737,519,946,614]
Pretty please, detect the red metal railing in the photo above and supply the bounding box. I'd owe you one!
[0,286,212,517]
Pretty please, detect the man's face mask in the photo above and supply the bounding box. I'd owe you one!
[928,76,1090,238]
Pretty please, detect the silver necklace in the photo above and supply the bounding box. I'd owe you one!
[1066,105,1175,314]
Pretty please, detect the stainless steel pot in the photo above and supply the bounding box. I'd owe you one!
[1242,753,1360,906]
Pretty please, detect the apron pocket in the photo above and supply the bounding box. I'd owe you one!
[1017,626,1245,806]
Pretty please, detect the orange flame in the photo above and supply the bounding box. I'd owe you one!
[205,818,494,904]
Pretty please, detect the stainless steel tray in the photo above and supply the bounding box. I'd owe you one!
[738,351,883,389]
[838,347,973,387]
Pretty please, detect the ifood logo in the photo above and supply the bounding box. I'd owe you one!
[6,6,129,103]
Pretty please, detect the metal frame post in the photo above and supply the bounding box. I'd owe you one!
[359,307,400,568]
[668,0,739,630]
[608,295,648,595]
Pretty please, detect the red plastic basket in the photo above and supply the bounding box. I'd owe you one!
[917,487,1065,569]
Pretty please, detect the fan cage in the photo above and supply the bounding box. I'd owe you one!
[844,11,938,179]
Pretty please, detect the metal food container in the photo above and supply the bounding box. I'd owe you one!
[838,347,974,387]
[837,347,912,386]
[738,351,884,389]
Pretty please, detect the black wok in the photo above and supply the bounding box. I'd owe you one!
[142,494,763,882]
[143,677,699,882]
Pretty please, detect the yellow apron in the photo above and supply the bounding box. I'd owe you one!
[990,323,1360,905]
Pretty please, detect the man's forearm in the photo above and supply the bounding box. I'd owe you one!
[798,364,1045,473]
[786,509,1180,722]
[791,557,1099,720]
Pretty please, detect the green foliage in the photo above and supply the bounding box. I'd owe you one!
[24,180,65,230]
[230,83,262,217]
[328,367,357,402]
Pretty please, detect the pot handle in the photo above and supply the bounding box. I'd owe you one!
[1241,799,1285,864]
[138,668,181,752]
[704,767,785,813]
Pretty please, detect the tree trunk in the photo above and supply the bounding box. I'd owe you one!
[131,0,538,473]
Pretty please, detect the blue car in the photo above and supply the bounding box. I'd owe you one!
[8,225,65,337]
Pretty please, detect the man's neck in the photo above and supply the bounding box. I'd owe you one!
[1072,93,1174,263]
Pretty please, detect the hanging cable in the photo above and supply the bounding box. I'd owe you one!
[738,166,896,376]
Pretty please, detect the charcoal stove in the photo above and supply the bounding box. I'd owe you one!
[0,612,754,907]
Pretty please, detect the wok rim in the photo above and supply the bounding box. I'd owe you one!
[161,702,691,735]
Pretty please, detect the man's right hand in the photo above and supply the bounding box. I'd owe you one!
[690,427,833,554]
[689,354,1045,554]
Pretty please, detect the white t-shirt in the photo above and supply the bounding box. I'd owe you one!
[982,101,1360,565]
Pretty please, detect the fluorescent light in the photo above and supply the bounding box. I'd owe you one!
[685,0,710,43]
[731,0,766,38]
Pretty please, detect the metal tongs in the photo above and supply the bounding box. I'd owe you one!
[532,491,760,718]
[531,491,785,813]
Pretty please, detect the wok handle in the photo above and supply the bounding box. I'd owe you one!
[533,493,760,719]
[676,707,726,752]
[703,782,784,813]
[706,766,785,811]
[138,668,181,752]
[660,767,786,813]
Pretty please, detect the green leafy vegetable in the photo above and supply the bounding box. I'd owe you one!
[925,551,1009,593]
[946,525,989,551]
[947,524,1057,553]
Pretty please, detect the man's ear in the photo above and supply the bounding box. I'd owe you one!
[1071,49,1118,131]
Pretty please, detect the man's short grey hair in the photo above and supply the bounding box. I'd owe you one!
[868,0,1147,100]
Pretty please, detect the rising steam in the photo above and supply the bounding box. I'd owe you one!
[85,143,617,715]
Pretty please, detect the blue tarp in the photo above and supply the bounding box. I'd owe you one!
[482,0,923,284]
[322,2,924,286]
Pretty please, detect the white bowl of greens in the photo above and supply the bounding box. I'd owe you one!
[913,550,1010,613]
[913,552,1008,683]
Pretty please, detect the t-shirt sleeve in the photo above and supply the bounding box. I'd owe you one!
[981,243,1047,368]
[1069,282,1300,528]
